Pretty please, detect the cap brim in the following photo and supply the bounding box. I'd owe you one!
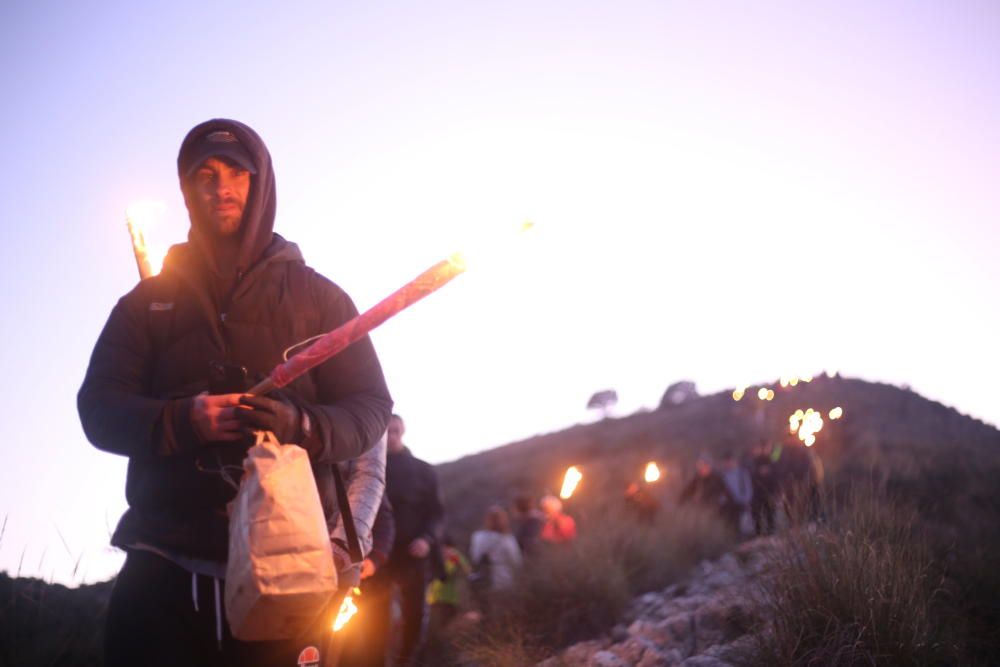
[184,145,257,177]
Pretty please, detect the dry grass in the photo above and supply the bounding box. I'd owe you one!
[745,489,952,667]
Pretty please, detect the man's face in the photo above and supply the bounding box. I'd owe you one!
[189,157,251,237]
[387,418,405,453]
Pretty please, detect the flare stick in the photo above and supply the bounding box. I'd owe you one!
[249,255,466,395]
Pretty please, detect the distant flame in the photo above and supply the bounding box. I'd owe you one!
[829,406,844,420]
[560,466,583,500]
[732,387,745,401]
[333,587,361,632]
[757,388,769,400]
[644,462,661,483]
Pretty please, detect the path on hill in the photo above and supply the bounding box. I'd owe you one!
[538,537,781,667]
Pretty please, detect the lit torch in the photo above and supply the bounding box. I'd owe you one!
[248,223,534,396]
[125,201,167,280]
[559,466,583,500]
[332,587,361,633]
[790,408,824,447]
[644,462,661,483]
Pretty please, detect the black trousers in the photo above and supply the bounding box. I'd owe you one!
[105,550,328,667]
[340,559,428,667]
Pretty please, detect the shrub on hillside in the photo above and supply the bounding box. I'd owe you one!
[745,490,951,666]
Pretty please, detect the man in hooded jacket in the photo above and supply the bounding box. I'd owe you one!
[78,119,393,667]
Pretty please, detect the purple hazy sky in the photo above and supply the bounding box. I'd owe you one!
[1,1,997,585]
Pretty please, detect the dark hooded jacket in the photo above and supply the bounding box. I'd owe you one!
[385,447,445,568]
[78,119,393,562]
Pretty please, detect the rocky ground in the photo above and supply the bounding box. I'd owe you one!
[538,537,781,667]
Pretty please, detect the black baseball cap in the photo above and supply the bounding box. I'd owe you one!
[180,130,257,177]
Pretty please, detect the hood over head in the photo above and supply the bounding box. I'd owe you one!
[177,118,276,277]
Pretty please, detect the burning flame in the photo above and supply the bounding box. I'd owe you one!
[757,387,769,400]
[126,201,167,278]
[829,406,844,420]
[450,221,535,272]
[560,465,583,500]
[790,408,824,447]
[644,462,661,483]
[332,587,361,632]
[732,386,745,401]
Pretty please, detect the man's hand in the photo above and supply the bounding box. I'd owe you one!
[237,394,302,444]
[190,392,244,442]
[408,537,431,559]
[360,558,377,580]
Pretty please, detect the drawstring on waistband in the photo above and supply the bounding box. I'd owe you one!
[191,572,224,650]
[214,577,223,650]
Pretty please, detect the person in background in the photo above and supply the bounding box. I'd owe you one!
[426,535,471,626]
[539,495,577,545]
[750,440,778,535]
[470,506,523,592]
[511,494,545,556]
[776,433,814,522]
[624,481,660,524]
[679,453,729,518]
[719,450,753,534]
[420,535,471,665]
[357,414,445,667]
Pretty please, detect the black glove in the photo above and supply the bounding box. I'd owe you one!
[237,395,303,444]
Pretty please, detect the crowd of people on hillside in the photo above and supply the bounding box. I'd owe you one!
[337,414,580,666]
[677,435,825,535]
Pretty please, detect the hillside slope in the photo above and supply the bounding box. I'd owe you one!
[436,375,1000,539]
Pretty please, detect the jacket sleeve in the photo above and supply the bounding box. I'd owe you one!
[368,497,395,569]
[77,291,197,459]
[298,279,393,463]
[330,432,387,558]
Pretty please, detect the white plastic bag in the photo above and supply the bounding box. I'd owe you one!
[225,431,337,640]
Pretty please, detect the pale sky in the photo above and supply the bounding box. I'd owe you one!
[1,0,997,585]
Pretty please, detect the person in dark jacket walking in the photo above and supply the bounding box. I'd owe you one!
[78,119,393,667]
[750,441,778,535]
[678,454,731,518]
[511,494,545,556]
[348,414,445,667]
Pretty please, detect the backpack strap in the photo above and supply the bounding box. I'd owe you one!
[286,263,363,564]
[332,463,364,564]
